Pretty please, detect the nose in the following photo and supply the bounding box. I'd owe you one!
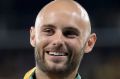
[52,31,65,48]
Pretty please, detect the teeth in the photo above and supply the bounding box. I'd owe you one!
[48,52,66,56]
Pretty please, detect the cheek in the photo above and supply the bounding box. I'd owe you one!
[68,39,84,58]
[67,39,84,68]
[35,36,50,61]
[68,38,82,49]
[36,33,49,45]
[35,36,50,54]
[66,39,80,59]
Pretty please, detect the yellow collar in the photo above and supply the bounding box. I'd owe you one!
[24,67,81,79]
[24,67,36,79]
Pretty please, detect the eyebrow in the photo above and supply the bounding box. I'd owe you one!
[64,27,80,34]
[42,24,56,28]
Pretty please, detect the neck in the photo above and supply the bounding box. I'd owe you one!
[35,66,78,79]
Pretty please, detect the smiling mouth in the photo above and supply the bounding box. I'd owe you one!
[46,51,68,56]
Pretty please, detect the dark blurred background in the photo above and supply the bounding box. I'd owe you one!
[0,0,120,79]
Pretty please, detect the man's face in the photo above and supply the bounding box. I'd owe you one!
[30,11,91,74]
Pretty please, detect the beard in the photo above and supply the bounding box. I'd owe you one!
[34,44,84,77]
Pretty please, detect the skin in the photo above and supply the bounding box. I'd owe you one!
[30,0,96,79]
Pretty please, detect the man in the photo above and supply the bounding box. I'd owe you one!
[24,0,96,79]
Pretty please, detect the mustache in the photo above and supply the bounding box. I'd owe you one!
[44,45,68,53]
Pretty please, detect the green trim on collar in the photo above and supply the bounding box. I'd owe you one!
[29,74,33,79]
[29,72,36,79]
[75,74,81,79]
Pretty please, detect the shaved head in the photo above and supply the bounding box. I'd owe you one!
[35,0,91,35]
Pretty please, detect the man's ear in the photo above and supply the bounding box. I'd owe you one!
[84,33,97,53]
[30,26,36,47]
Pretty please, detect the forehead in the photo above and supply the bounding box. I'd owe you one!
[35,11,89,32]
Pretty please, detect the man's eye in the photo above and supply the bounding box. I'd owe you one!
[43,28,54,36]
[64,31,78,38]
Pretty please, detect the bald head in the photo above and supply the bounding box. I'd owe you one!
[35,0,91,35]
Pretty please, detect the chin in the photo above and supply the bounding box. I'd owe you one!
[47,63,67,72]
[45,63,77,77]
[46,66,68,75]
